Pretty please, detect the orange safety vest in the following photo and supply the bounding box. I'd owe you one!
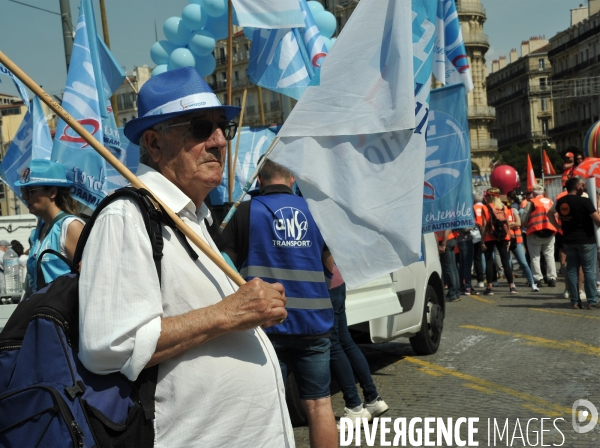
[526,196,557,235]
[519,199,528,210]
[554,191,567,235]
[506,207,523,244]
[473,202,485,227]
[435,230,458,242]
[561,165,574,187]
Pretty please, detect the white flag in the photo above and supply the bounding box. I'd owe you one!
[232,0,304,29]
[270,0,435,289]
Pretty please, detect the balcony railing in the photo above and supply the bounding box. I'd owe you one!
[463,32,489,47]
[468,105,496,119]
[471,138,498,150]
[270,101,281,112]
[245,105,256,115]
[456,1,486,15]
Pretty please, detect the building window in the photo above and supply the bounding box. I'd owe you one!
[538,59,545,70]
[0,183,4,199]
[540,78,547,90]
[541,98,549,111]
[0,107,20,116]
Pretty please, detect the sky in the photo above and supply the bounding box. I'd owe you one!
[0,0,594,98]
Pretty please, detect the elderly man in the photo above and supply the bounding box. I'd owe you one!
[222,160,338,448]
[526,185,557,287]
[78,67,293,447]
[549,176,600,309]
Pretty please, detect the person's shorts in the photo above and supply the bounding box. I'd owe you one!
[268,335,331,400]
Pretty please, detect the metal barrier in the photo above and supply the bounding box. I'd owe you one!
[543,175,563,201]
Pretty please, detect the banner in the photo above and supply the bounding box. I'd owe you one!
[269,0,436,289]
[0,97,52,200]
[422,84,474,233]
[232,0,304,29]
[433,0,474,92]
[210,125,280,205]
[247,0,328,100]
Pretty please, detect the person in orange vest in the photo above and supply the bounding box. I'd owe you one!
[561,152,575,188]
[506,191,538,291]
[480,188,518,295]
[436,229,461,302]
[525,185,558,287]
[472,193,486,288]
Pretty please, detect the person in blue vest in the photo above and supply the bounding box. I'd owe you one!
[15,159,84,291]
[223,159,337,448]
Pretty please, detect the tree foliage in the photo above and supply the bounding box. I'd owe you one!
[498,143,563,180]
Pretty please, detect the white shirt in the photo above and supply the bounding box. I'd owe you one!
[79,164,294,448]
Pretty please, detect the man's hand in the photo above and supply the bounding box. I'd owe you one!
[218,278,287,331]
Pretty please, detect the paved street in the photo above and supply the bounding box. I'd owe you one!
[293,273,600,447]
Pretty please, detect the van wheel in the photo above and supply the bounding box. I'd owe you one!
[409,285,443,355]
[286,372,308,426]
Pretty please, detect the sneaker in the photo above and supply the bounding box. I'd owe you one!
[509,286,518,294]
[483,287,494,295]
[464,288,472,295]
[531,283,539,292]
[563,290,570,299]
[470,288,480,295]
[365,398,389,420]
[548,279,556,287]
[476,282,485,288]
[445,295,461,302]
[587,303,600,310]
[342,405,371,422]
[580,290,587,300]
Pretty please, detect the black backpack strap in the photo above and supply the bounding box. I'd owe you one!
[36,248,72,291]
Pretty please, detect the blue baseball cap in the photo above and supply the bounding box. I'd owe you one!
[124,66,241,144]
[14,159,73,188]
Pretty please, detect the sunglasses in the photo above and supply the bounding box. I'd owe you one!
[20,186,47,200]
[168,119,238,141]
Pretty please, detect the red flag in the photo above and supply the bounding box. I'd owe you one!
[542,150,556,175]
[526,154,537,191]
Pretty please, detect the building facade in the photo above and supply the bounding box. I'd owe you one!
[548,1,600,153]
[456,0,498,175]
[487,38,553,152]
[114,65,152,127]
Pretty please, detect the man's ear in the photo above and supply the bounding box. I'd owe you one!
[141,130,162,164]
[289,175,296,188]
[257,175,263,188]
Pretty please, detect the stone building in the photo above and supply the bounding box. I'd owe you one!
[548,0,600,153]
[114,66,152,127]
[456,0,498,175]
[487,38,553,151]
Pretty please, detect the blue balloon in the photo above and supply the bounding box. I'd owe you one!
[201,0,227,18]
[195,54,216,77]
[307,1,324,15]
[243,27,255,40]
[182,4,207,31]
[188,30,216,57]
[152,64,170,77]
[204,15,228,40]
[169,47,197,69]
[163,17,191,46]
[150,40,178,65]
[314,10,336,39]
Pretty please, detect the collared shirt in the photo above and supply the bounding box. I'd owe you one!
[79,164,294,448]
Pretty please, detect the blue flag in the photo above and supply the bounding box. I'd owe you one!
[247,0,328,100]
[210,125,280,205]
[51,0,128,208]
[98,37,126,97]
[422,83,474,233]
[0,63,30,105]
[0,97,52,200]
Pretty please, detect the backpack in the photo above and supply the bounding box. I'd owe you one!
[486,204,510,241]
[0,187,198,448]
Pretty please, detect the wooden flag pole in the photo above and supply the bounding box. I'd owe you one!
[0,51,245,287]
[226,0,234,202]
[231,88,248,182]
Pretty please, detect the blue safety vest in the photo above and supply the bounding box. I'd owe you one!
[242,193,333,336]
[27,212,73,290]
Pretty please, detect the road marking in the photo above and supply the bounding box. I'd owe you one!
[405,357,572,417]
[530,308,600,321]
[469,295,495,304]
[460,325,600,357]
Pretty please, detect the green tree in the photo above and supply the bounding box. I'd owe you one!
[498,143,562,180]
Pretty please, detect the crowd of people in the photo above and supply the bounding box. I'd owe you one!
[437,151,600,311]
